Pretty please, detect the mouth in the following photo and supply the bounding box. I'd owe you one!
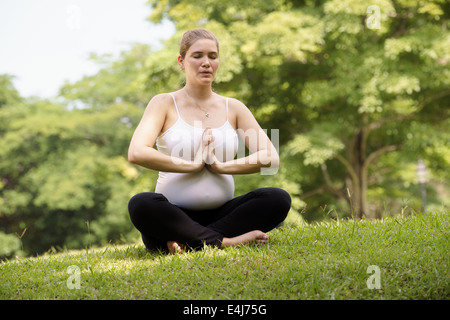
[200,71,212,76]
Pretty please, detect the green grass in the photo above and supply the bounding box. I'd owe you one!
[1,211,448,300]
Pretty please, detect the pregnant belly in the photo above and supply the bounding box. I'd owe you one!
[155,169,235,210]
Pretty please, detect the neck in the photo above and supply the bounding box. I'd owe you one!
[183,82,213,100]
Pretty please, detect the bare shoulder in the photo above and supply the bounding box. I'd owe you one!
[223,96,258,130]
[133,93,176,142]
[226,97,255,120]
[226,96,246,108]
[225,97,253,115]
[146,92,174,111]
[141,93,177,122]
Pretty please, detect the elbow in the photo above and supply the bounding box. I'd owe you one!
[268,153,280,170]
[258,153,279,175]
[260,150,279,169]
[272,154,280,168]
[128,147,140,165]
[269,147,280,167]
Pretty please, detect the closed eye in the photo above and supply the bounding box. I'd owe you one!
[191,52,218,59]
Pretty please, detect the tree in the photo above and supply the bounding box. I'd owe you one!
[0,85,146,256]
[286,0,450,218]
[0,74,22,108]
[144,0,450,219]
[59,43,153,109]
[2,0,448,258]
[1,42,166,257]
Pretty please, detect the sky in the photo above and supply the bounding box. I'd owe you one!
[0,0,176,99]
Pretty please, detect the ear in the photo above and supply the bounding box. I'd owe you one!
[177,55,184,71]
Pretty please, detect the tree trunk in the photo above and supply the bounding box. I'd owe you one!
[348,128,367,219]
[343,125,397,219]
[305,120,397,220]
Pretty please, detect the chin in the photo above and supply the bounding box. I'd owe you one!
[197,78,214,85]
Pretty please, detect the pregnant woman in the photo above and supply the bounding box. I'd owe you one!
[127,28,291,254]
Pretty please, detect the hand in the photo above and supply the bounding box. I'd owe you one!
[192,127,213,172]
[206,146,224,174]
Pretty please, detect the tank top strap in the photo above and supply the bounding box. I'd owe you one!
[226,97,229,122]
[168,93,181,119]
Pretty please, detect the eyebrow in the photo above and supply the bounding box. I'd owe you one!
[191,51,218,54]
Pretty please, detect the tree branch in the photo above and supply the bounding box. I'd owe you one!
[367,114,415,132]
[416,89,450,110]
[299,186,327,199]
[320,163,345,199]
[321,163,333,187]
[367,89,450,132]
[363,145,398,173]
[334,153,359,185]
[300,185,344,200]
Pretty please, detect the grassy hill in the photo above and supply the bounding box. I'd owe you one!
[1,211,448,300]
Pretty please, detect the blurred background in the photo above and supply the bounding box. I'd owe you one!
[1,0,449,259]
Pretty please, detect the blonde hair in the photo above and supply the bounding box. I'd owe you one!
[179,29,219,59]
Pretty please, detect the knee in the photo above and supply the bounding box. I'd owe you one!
[128,192,147,215]
[128,192,167,218]
[272,187,291,216]
[256,187,292,220]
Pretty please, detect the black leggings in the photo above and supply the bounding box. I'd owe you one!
[128,187,291,251]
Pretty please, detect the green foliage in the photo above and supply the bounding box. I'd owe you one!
[285,126,345,167]
[0,94,145,256]
[0,232,22,258]
[0,74,22,108]
[143,0,449,219]
[1,0,449,257]
[59,44,153,109]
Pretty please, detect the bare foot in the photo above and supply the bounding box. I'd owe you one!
[167,240,183,254]
[221,230,269,248]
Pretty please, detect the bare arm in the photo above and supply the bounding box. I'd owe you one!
[128,94,212,173]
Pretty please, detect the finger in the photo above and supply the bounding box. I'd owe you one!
[203,127,212,136]
[202,128,213,145]
[209,147,217,161]
[206,134,214,146]
[205,146,214,165]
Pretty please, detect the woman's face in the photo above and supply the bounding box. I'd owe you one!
[179,39,219,86]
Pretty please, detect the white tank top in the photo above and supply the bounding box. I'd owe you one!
[154,93,239,210]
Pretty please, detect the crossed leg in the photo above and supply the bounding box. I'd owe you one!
[128,188,291,254]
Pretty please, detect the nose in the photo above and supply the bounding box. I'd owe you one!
[201,57,211,67]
